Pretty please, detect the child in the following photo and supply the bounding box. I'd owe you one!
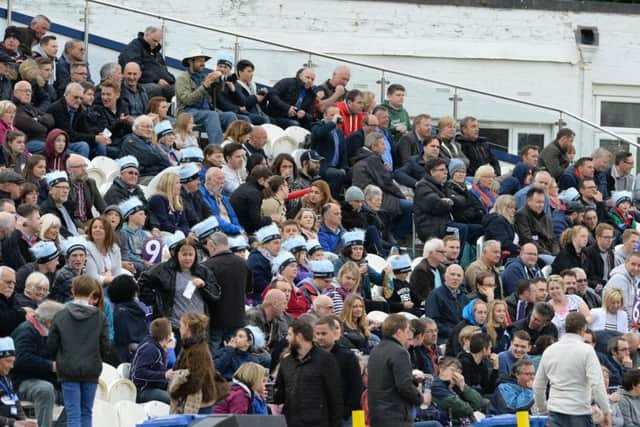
[0,130,28,173]
[173,112,198,149]
[385,253,421,316]
[48,275,110,427]
[118,196,151,275]
[44,128,70,171]
[609,191,637,233]
[155,121,179,165]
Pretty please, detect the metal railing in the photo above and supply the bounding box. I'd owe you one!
[7,0,639,151]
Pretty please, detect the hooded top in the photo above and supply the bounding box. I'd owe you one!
[44,128,70,172]
[462,299,483,326]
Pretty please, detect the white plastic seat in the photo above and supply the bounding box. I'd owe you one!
[116,400,146,427]
[476,236,485,260]
[101,362,121,383]
[366,253,388,274]
[270,135,298,158]
[291,148,306,168]
[285,125,310,146]
[108,378,137,403]
[541,265,552,278]
[99,182,112,197]
[87,167,106,188]
[93,399,118,427]
[367,310,388,324]
[116,362,131,380]
[143,400,170,419]
[91,156,118,177]
[261,123,286,145]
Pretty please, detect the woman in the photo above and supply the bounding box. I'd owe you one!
[0,130,28,173]
[261,175,289,220]
[39,213,62,247]
[445,159,485,227]
[22,153,48,204]
[295,208,319,241]
[222,120,253,146]
[470,164,498,214]
[340,294,373,354]
[169,313,220,414]
[482,194,520,258]
[551,225,589,274]
[590,287,629,333]
[214,326,267,381]
[272,153,304,216]
[148,172,190,234]
[44,128,70,172]
[362,91,376,114]
[15,271,49,309]
[499,163,533,196]
[147,96,174,126]
[18,182,38,207]
[431,357,484,426]
[18,59,51,109]
[0,100,17,145]
[174,113,198,149]
[484,299,512,353]
[609,191,637,234]
[301,180,336,217]
[547,275,592,337]
[138,232,221,345]
[336,261,361,304]
[214,362,269,415]
[445,299,488,357]
[282,235,312,284]
[437,116,468,166]
[84,216,127,287]
[363,184,395,245]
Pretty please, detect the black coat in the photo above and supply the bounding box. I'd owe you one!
[456,135,501,177]
[482,213,519,256]
[13,98,54,141]
[396,131,422,166]
[266,76,316,123]
[138,258,221,321]
[229,176,272,234]
[11,319,57,389]
[514,206,559,255]
[345,129,365,165]
[40,195,75,238]
[46,99,98,146]
[118,32,175,85]
[550,243,585,274]
[89,99,132,148]
[103,177,147,206]
[511,316,558,344]
[367,337,423,427]
[0,293,26,337]
[330,343,364,420]
[414,174,455,241]
[582,243,616,290]
[410,259,445,303]
[181,187,213,227]
[1,229,33,272]
[310,120,348,175]
[113,301,149,363]
[459,351,499,396]
[202,251,252,330]
[393,154,426,188]
[274,345,343,427]
[68,177,106,222]
[445,180,485,224]
[352,148,405,217]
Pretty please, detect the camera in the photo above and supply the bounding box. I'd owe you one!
[226,73,238,83]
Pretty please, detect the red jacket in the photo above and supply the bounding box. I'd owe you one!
[337,101,364,138]
[214,383,251,414]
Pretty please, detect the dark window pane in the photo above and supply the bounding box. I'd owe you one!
[517,133,545,152]
[479,128,509,152]
[601,102,640,128]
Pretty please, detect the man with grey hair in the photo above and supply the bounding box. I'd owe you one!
[310,294,335,318]
[571,267,601,309]
[14,80,55,154]
[55,39,92,96]
[410,238,446,305]
[200,167,244,235]
[591,147,612,199]
[202,231,252,350]
[119,26,176,100]
[66,154,106,225]
[0,266,28,337]
[466,239,504,297]
[16,14,50,55]
[121,115,171,180]
[317,65,350,112]
[11,300,65,427]
[98,62,122,86]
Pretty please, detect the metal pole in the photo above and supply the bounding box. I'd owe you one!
[452,88,459,121]
[160,19,167,60]
[233,36,240,65]
[7,0,12,26]
[378,71,387,103]
[83,0,90,60]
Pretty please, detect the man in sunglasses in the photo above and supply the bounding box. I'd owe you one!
[511,301,558,344]
[103,155,147,206]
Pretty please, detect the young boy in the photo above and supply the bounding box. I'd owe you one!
[48,275,109,426]
[386,253,421,316]
[119,196,150,275]
[382,83,411,143]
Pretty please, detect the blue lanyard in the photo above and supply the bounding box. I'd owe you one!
[0,376,14,397]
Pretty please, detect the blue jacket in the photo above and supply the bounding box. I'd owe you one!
[318,224,343,253]
[501,256,542,297]
[425,285,468,341]
[310,120,349,175]
[147,194,190,234]
[247,250,272,304]
[130,336,168,392]
[499,163,531,195]
[199,184,244,235]
[214,346,265,381]
[120,132,171,177]
[487,375,534,415]
[551,209,571,239]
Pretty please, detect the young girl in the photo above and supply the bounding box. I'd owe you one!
[261,175,289,221]
[173,113,198,149]
[44,128,70,172]
[155,121,179,165]
[609,191,637,234]
[0,130,28,173]
[22,153,48,203]
[214,362,269,415]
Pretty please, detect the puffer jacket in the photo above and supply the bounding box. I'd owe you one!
[445,179,484,224]
[118,32,175,85]
[414,174,456,241]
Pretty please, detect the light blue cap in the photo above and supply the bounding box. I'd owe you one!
[191,217,220,242]
[154,120,174,137]
[309,259,335,278]
[180,147,204,164]
[217,51,234,67]
[164,230,186,251]
[178,163,200,183]
[558,187,580,203]
[0,337,15,358]
[30,240,60,263]
[243,325,265,351]
[118,196,145,219]
[305,239,323,255]
[117,155,139,171]
[45,170,68,188]
[388,253,412,274]
[271,251,296,275]
[282,235,306,253]
[612,191,633,206]
[228,235,249,252]
[61,236,87,255]
[342,229,365,248]
[255,224,281,244]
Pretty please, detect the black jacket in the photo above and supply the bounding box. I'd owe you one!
[414,174,455,241]
[69,177,106,222]
[482,213,519,257]
[396,131,423,166]
[352,148,405,217]
[445,180,485,224]
[511,316,558,344]
[330,343,364,420]
[13,97,54,141]
[274,345,343,427]
[229,176,272,234]
[103,177,148,206]
[550,243,585,274]
[456,135,501,177]
[181,186,213,227]
[0,293,26,337]
[118,32,175,85]
[310,120,349,175]
[89,99,132,148]
[266,76,316,123]
[202,251,252,330]
[367,337,423,427]
[120,132,171,177]
[138,258,221,321]
[514,206,559,255]
[410,259,445,303]
[46,98,98,146]
[50,265,82,303]
[345,129,366,165]
[11,319,57,389]
[459,351,500,396]
[582,243,615,290]
[40,195,75,238]
[113,301,149,363]
[1,229,34,272]
[393,154,426,188]
[48,303,110,383]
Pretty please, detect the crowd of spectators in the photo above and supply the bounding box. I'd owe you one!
[2,12,640,427]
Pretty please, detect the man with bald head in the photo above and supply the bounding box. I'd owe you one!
[246,288,291,352]
[317,65,351,112]
[515,170,552,215]
[346,113,379,164]
[266,67,317,129]
[244,126,268,161]
[311,295,335,318]
[121,62,149,116]
[200,166,244,235]
[425,264,469,343]
[13,80,54,154]
[502,242,543,297]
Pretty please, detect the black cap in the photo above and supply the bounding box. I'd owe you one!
[4,26,20,41]
[0,170,24,184]
[565,201,585,215]
[300,150,323,163]
[0,51,12,64]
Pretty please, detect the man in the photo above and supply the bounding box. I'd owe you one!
[244,126,268,161]
[199,167,243,235]
[352,132,412,240]
[515,170,552,214]
[16,241,59,296]
[103,155,147,206]
[506,280,534,322]
[425,264,468,343]
[310,104,348,198]
[55,39,92,95]
[393,136,441,188]
[584,223,616,292]
[294,150,322,189]
[41,171,78,237]
[12,300,65,427]
[615,229,640,266]
[511,302,558,343]
[442,235,461,266]
[531,277,548,303]
[0,171,23,203]
[229,165,273,233]
[0,266,28,338]
[336,89,365,138]
[417,317,440,375]
[606,151,635,196]
[120,115,171,180]
[520,145,540,170]
[35,57,57,107]
[571,267,601,309]
[1,26,27,66]
[0,200,15,214]
[314,316,363,424]
[396,113,432,165]
[92,79,133,157]
[200,231,251,350]
[0,52,12,101]
[317,65,350,112]
[119,62,149,117]
[455,116,500,176]
[459,332,500,396]
[31,35,58,81]
[13,80,54,154]
[498,330,531,375]
[514,187,559,260]
[465,239,504,298]
[538,128,574,179]
[178,163,212,226]
[266,67,316,129]
[489,359,535,415]
[0,336,38,426]
[0,211,16,264]
[581,207,599,243]
[606,336,633,388]
[246,289,290,352]
[501,243,543,297]
[67,155,105,225]
[175,49,236,144]
[46,82,103,158]
[2,204,40,271]
[578,177,608,221]
[50,237,87,303]
[590,147,612,198]
[16,14,50,55]
[274,319,342,427]
[605,251,640,322]
[309,295,335,318]
[118,26,175,100]
[372,106,395,169]
[346,113,379,164]
[534,312,611,427]
[221,142,246,196]
[318,203,343,253]
[558,156,595,192]
[368,314,427,427]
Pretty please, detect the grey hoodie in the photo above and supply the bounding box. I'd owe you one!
[619,389,640,427]
[604,263,639,320]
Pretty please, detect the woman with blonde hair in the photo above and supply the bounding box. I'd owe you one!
[294,207,319,240]
[437,115,468,166]
[484,299,512,353]
[301,180,336,217]
[0,100,17,145]
[551,225,589,274]
[214,362,268,415]
[482,194,519,257]
[222,120,253,145]
[471,164,498,213]
[590,287,629,333]
[547,275,591,336]
[173,112,198,149]
[18,59,49,109]
[340,294,372,354]
[148,172,189,234]
[39,213,63,246]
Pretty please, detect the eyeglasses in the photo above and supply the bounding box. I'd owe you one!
[124,170,139,176]
[15,88,32,93]
[71,95,83,100]
[617,347,630,352]
[576,279,587,283]
[436,250,446,254]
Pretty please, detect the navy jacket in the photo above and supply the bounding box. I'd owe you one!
[214,347,264,381]
[118,32,175,85]
[501,256,542,298]
[346,129,366,164]
[310,120,348,175]
[247,250,272,304]
[393,154,426,188]
[482,213,519,257]
[11,320,57,389]
[120,133,171,177]
[425,285,468,341]
[147,194,190,234]
[46,98,98,146]
[130,336,168,392]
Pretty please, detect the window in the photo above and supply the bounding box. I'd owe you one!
[600,102,640,128]
[517,133,545,152]
[479,128,509,152]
